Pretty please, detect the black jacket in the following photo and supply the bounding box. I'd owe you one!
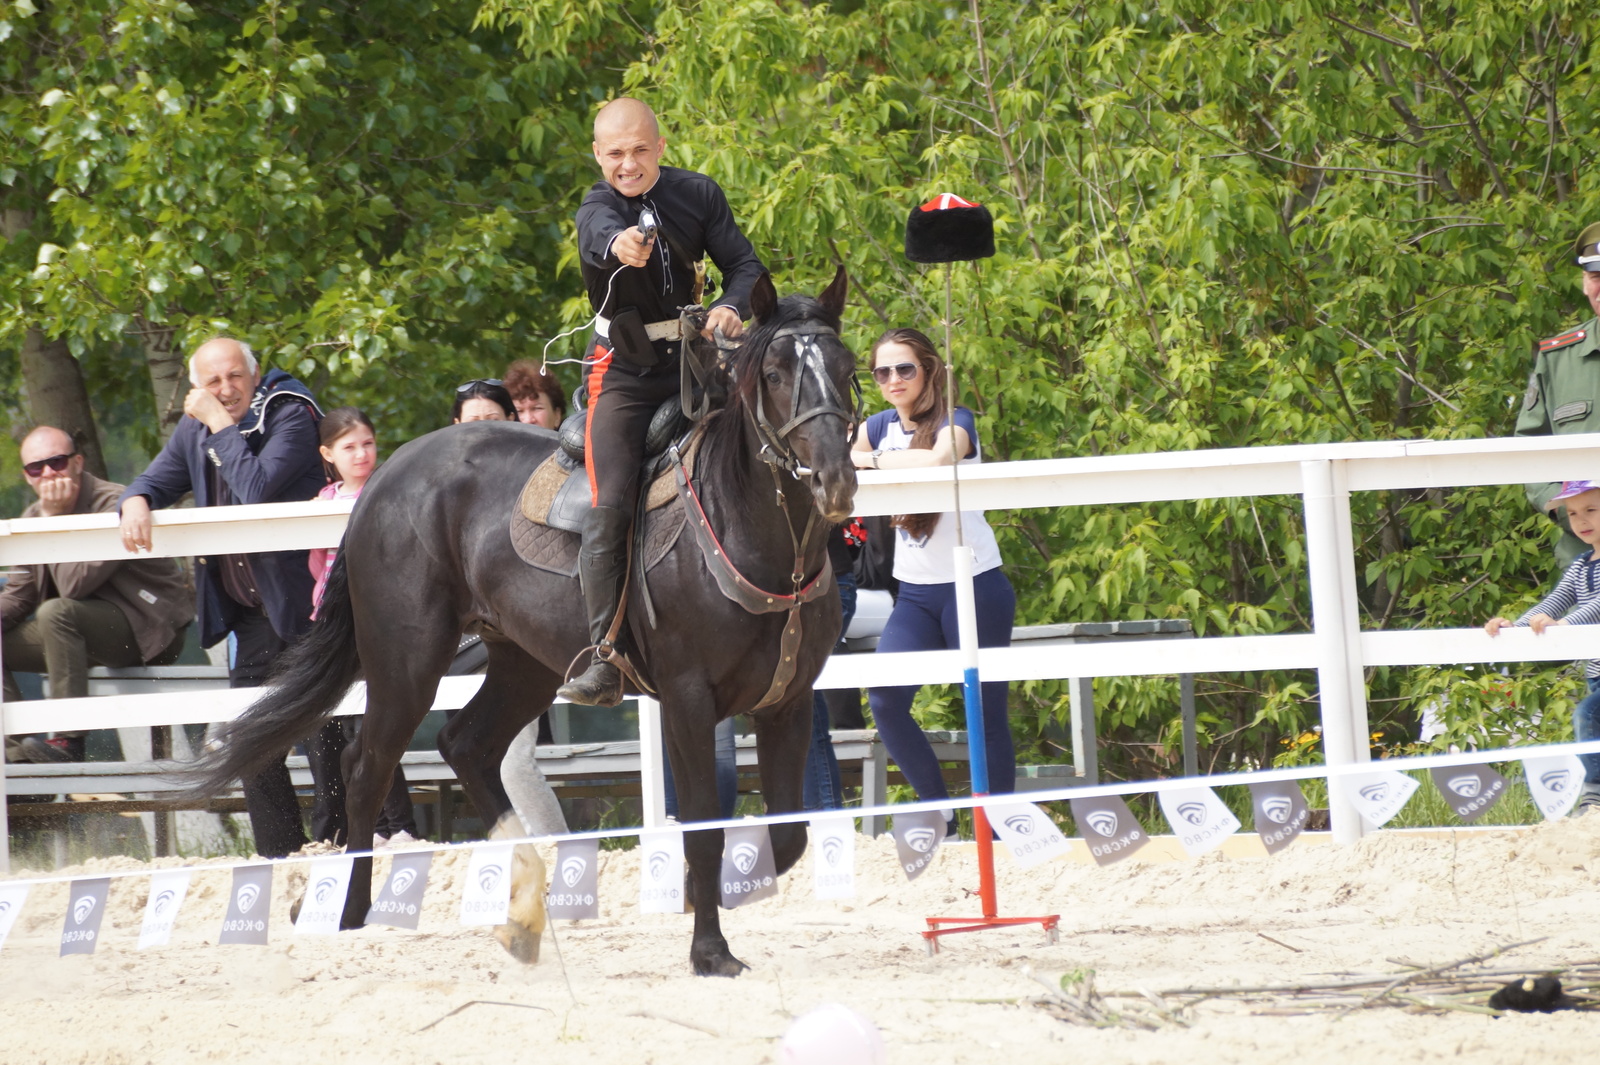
[576,165,765,340]
[121,370,324,647]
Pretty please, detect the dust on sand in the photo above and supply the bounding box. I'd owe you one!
[1,817,1598,1064]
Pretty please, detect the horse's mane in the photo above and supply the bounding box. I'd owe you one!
[697,293,842,500]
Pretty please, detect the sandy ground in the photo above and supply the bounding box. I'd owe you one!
[1,818,1598,1064]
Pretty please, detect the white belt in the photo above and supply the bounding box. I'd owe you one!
[595,315,682,342]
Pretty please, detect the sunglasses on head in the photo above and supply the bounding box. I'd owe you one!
[871,363,920,385]
[23,452,75,477]
[456,378,503,393]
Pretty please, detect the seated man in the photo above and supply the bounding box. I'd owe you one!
[2,426,193,763]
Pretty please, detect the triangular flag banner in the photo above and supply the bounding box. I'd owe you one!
[0,882,29,951]
[547,838,600,920]
[59,877,110,956]
[138,868,192,949]
[638,829,686,914]
[987,802,1073,868]
[296,856,354,935]
[1069,794,1149,866]
[460,843,514,926]
[1346,769,1419,828]
[367,850,430,930]
[1430,763,1507,823]
[720,824,779,908]
[1523,754,1586,821]
[809,816,856,899]
[1249,780,1310,854]
[1156,787,1241,857]
[890,809,946,881]
[219,864,273,945]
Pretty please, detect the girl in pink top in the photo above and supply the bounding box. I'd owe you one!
[309,407,378,618]
[308,406,419,844]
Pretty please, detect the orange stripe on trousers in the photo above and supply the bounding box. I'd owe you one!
[584,344,613,506]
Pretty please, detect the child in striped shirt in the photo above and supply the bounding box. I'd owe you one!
[1486,479,1600,813]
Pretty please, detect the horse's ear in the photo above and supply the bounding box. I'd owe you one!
[749,272,777,324]
[817,265,848,320]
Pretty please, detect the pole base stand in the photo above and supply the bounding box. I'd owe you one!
[921,914,1061,955]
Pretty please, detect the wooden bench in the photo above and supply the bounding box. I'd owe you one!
[10,619,1200,850]
[5,728,974,840]
[835,617,1199,784]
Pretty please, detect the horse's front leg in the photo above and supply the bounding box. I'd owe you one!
[752,690,813,876]
[664,696,746,976]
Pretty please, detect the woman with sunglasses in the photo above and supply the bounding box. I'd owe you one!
[451,378,516,423]
[851,328,1017,828]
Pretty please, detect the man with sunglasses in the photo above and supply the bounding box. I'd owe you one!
[558,97,765,706]
[3,426,191,763]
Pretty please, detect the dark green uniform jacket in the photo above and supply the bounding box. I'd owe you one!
[1514,316,1600,565]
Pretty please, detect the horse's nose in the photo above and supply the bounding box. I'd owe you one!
[815,479,856,525]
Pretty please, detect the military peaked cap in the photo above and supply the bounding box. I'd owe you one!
[1574,221,1600,272]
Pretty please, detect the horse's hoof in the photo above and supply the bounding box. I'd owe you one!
[289,892,304,924]
[495,922,542,964]
[690,948,749,978]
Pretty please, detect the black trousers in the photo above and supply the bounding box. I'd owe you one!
[582,343,680,510]
[230,611,347,856]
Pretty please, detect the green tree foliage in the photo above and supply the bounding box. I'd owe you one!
[4,0,1595,780]
[0,0,633,451]
[525,0,1590,777]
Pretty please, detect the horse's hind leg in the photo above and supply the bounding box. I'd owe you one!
[437,639,558,963]
[339,612,458,930]
[436,638,555,832]
[752,692,813,876]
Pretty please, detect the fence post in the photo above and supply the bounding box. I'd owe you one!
[1180,673,1198,777]
[1300,459,1369,843]
[861,742,887,838]
[637,696,667,829]
[1068,677,1098,784]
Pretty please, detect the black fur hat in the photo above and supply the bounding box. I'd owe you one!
[905,194,995,263]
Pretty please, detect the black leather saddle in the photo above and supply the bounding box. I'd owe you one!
[543,397,688,533]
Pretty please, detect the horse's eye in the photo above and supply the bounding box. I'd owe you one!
[766,371,782,385]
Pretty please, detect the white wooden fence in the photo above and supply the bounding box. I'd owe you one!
[4,431,1600,871]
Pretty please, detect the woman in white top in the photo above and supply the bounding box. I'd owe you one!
[850,328,1016,810]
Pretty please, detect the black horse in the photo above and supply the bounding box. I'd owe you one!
[187,269,859,976]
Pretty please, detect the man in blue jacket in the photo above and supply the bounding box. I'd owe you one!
[118,336,340,858]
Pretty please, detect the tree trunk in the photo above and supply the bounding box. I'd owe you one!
[18,328,107,478]
[1,205,107,477]
[139,318,187,442]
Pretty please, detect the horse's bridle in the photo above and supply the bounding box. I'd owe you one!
[750,320,866,478]
[667,316,864,710]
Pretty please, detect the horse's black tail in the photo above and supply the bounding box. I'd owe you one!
[183,554,363,800]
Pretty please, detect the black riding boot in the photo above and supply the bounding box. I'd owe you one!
[557,505,630,707]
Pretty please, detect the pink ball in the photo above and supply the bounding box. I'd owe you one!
[780,1004,886,1065]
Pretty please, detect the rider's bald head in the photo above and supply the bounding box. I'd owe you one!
[592,98,666,197]
[594,98,659,141]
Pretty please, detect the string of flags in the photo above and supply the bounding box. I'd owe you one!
[0,742,1592,959]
